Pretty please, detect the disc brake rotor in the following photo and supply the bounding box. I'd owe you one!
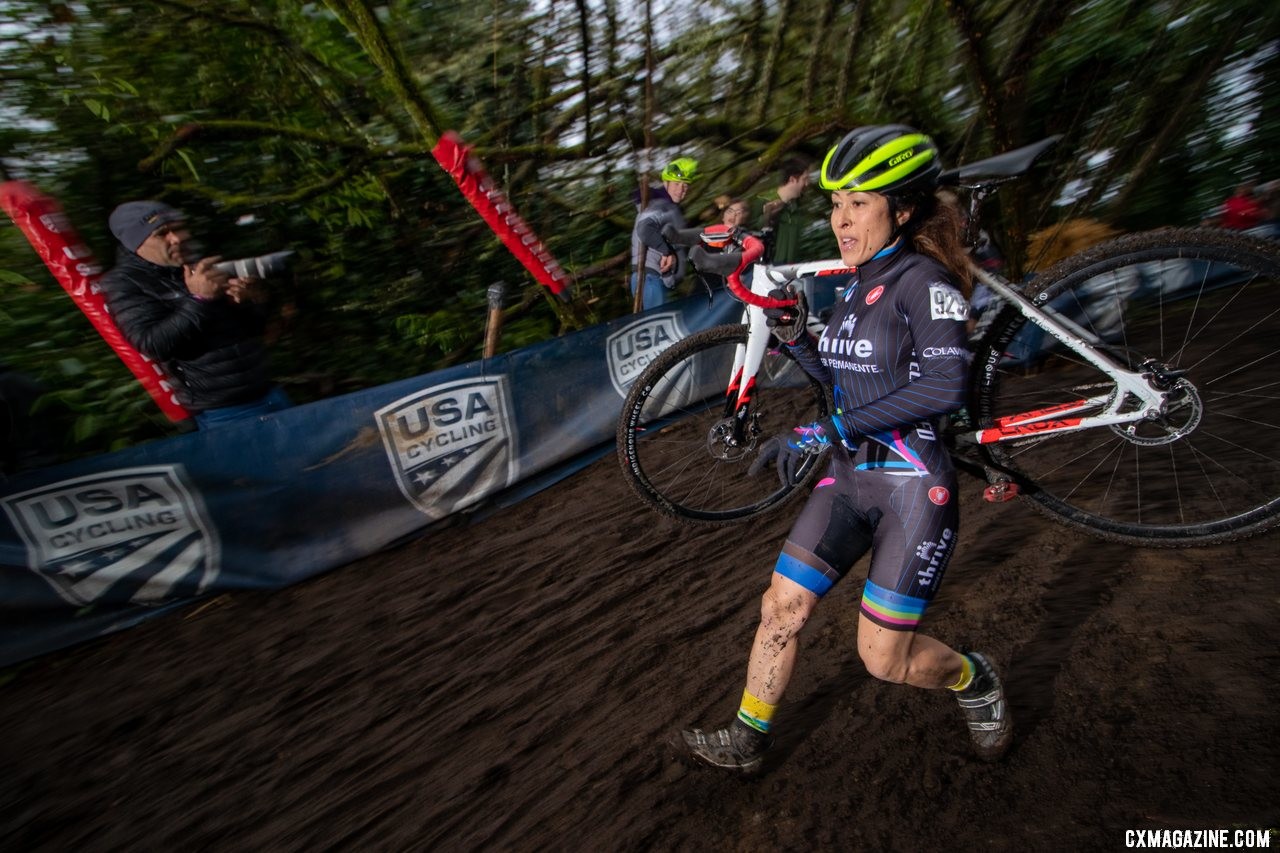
[707,416,756,461]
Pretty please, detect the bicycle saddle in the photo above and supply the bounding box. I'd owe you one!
[938,136,1062,188]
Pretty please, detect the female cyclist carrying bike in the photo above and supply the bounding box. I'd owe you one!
[681,125,1013,772]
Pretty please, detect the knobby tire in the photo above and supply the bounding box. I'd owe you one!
[616,323,831,524]
[972,227,1280,546]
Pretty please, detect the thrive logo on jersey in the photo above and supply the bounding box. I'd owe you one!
[607,312,687,397]
[838,310,858,336]
[376,377,518,520]
[2,466,220,606]
[819,333,880,374]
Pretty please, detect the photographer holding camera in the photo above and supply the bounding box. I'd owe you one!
[101,200,292,429]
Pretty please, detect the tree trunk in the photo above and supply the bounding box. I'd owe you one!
[803,0,838,113]
[833,2,867,108]
[753,0,796,124]
[573,0,593,151]
[1101,18,1247,216]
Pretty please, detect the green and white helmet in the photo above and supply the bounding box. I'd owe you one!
[819,125,941,197]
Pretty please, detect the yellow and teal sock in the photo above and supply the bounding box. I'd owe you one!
[736,689,778,734]
[947,654,976,692]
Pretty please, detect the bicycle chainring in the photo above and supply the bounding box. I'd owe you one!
[1110,378,1203,446]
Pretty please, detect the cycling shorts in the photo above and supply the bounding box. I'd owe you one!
[773,445,960,631]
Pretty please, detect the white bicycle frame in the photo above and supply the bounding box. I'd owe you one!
[963,266,1171,445]
[717,257,854,423]
[719,257,1174,446]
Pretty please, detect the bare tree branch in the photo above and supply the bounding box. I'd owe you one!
[137,120,424,173]
[752,0,796,124]
[323,0,449,146]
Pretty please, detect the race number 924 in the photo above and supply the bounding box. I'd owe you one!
[929,283,968,321]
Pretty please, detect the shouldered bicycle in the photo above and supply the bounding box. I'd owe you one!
[615,137,1280,546]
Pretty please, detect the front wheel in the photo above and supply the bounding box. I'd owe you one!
[972,227,1280,546]
[616,324,830,524]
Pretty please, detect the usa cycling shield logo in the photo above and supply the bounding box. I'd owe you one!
[376,376,518,520]
[606,312,687,398]
[2,465,221,606]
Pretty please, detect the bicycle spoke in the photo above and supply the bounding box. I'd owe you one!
[1053,438,1126,504]
[1001,429,1120,477]
[1201,406,1280,432]
[975,229,1280,542]
[1192,426,1280,468]
[1200,377,1280,404]
[618,324,829,523]
[1182,438,1230,520]
[1177,270,1265,361]
[1182,310,1280,378]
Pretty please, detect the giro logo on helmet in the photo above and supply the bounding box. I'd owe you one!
[888,149,914,167]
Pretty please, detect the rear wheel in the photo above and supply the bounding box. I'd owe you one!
[616,324,830,524]
[972,227,1280,545]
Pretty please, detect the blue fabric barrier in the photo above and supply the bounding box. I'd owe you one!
[0,291,746,666]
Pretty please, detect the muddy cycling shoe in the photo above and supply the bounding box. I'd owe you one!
[955,652,1014,761]
[680,719,772,774]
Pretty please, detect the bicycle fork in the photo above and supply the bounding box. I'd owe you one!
[720,290,779,446]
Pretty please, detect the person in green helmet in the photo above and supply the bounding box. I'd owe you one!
[680,125,1012,774]
[629,157,698,310]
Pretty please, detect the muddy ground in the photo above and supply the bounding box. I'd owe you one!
[1,453,1277,851]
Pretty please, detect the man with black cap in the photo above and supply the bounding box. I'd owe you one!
[101,200,289,428]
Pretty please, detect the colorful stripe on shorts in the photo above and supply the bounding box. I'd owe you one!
[860,579,928,631]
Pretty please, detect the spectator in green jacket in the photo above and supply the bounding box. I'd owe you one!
[754,156,811,263]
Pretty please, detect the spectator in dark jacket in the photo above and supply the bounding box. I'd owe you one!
[100,200,290,428]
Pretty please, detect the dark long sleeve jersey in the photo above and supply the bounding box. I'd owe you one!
[787,247,971,446]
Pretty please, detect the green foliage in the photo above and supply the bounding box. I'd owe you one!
[2,0,1278,466]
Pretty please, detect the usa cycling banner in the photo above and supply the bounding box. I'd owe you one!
[0,180,193,423]
[432,131,573,301]
[0,292,743,666]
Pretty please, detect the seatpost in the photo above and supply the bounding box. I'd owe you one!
[963,187,991,248]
